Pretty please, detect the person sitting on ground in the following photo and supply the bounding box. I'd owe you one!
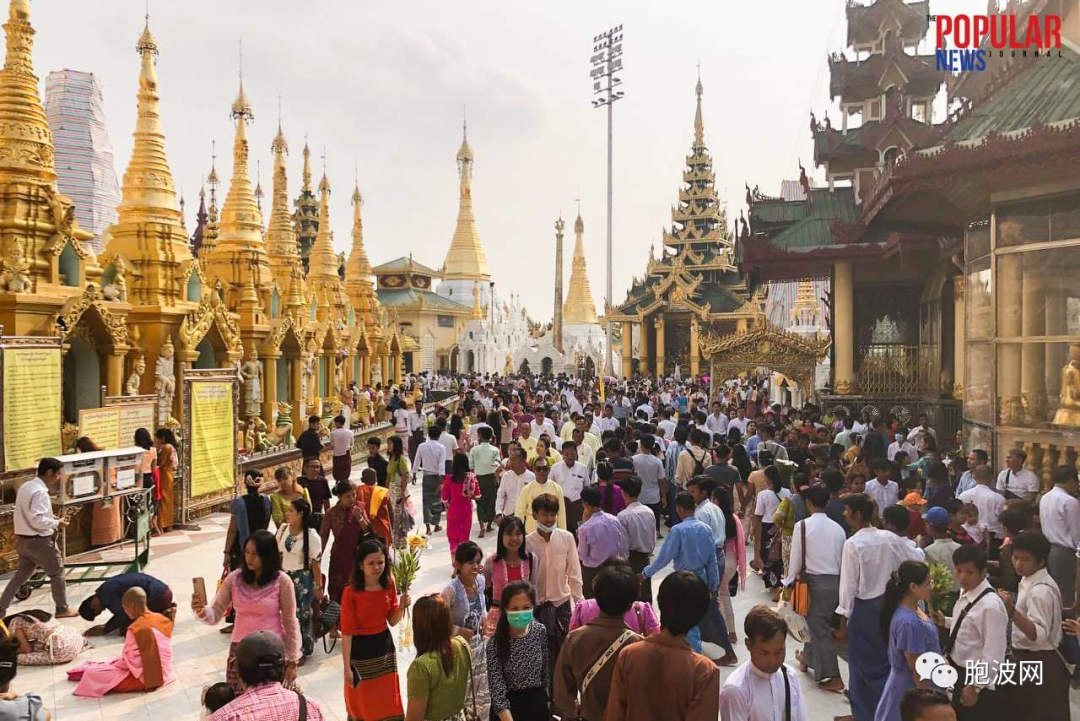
[210,631,325,721]
[203,682,235,715]
[5,609,87,666]
[70,587,176,697]
[0,631,49,720]
[79,572,175,637]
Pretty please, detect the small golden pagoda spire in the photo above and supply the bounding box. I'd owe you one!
[301,138,312,192]
[254,159,263,211]
[201,146,220,256]
[0,0,54,185]
[346,178,371,279]
[441,118,490,282]
[213,75,265,253]
[266,118,300,263]
[308,168,338,280]
[471,280,483,320]
[103,12,193,305]
[563,209,598,324]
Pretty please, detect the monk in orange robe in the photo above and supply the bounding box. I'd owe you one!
[355,468,393,549]
[70,587,176,696]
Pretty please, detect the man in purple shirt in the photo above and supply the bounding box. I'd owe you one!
[578,486,629,598]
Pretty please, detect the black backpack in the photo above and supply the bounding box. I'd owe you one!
[691,448,707,477]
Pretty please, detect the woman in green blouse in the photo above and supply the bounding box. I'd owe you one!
[406,594,472,721]
[269,467,312,529]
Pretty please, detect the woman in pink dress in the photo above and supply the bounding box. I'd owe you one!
[441,452,476,555]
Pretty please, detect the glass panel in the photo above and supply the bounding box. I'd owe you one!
[966,256,992,341]
[996,341,1080,428]
[966,218,990,260]
[994,244,1080,338]
[997,197,1049,247]
[965,341,992,424]
[1051,192,1080,241]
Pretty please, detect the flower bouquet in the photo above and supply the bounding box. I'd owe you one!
[391,532,429,650]
[928,563,954,617]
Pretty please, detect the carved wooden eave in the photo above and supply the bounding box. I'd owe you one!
[178,291,243,353]
[48,284,130,348]
[264,314,305,353]
[699,324,830,362]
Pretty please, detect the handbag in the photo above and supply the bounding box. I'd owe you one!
[789,520,810,616]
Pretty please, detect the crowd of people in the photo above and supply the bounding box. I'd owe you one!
[0,369,1076,721]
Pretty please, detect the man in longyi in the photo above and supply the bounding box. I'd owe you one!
[69,587,176,697]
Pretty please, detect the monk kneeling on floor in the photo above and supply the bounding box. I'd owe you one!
[69,587,176,696]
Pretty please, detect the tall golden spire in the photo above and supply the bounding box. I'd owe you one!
[214,77,264,251]
[441,121,490,282]
[308,169,338,280]
[0,0,54,185]
[301,139,312,192]
[345,180,371,280]
[201,146,220,256]
[563,210,598,324]
[266,118,304,317]
[103,13,192,306]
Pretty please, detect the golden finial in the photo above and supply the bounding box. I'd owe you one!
[271,93,287,153]
[301,136,312,191]
[457,105,473,163]
[230,39,252,121]
[254,159,263,209]
[693,66,704,146]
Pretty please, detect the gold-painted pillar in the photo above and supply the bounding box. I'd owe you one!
[380,351,390,386]
[690,316,700,379]
[621,322,633,379]
[176,349,199,427]
[106,350,126,398]
[290,357,303,429]
[639,317,649,377]
[325,351,337,407]
[655,316,665,378]
[953,276,965,400]
[262,354,279,425]
[998,254,1022,424]
[1021,262,1046,423]
[834,262,855,394]
[1045,275,1068,414]
[394,352,403,384]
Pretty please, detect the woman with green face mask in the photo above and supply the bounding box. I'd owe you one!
[486,580,549,721]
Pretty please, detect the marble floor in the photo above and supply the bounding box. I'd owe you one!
[6,500,862,720]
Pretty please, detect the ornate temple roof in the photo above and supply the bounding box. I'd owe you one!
[562,212,598,325]
[372,255,440,277]
[377,287,471,313]
[845,0,930,47]
[440,124,490,282]
[609,75,747,323]
[292,141,319,270]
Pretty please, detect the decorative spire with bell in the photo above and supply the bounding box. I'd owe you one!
[441,115,490,282]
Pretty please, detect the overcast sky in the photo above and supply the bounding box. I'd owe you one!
[32,0,982,323]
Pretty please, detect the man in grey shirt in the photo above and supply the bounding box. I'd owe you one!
[632,435,666,539]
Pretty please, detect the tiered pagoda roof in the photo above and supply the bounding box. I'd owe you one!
[292,141,318,273]
[845,0,929,47]
[609,76,752,323]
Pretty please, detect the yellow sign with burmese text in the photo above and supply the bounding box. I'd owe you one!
[189,381,234,497]
[3,346,62,471]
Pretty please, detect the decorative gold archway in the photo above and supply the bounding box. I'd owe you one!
[699,324,830,400]
[178,291,243,354]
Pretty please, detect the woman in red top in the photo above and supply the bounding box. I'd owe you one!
[340,540,409,721]
[319,482,371,605]
[442,452,476,555]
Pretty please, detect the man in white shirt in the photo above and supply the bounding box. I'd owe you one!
[959,464,1005,542]
[781,486,846,692]
[495,447,534,522]
[531,408,557,446]
[887,433,917,462]
[527,493,583,686]
[728,407,750,438]
[865,459,900,514]
[415,425,448,535]
[906,413,936,450]
[995,448,1039,501]
[549,441,590,535]
[998,531,1068,717]
[468,408,492,446]
[631,436,666,538]
[705,401,729,438]
[634,400,654,420]
[1038,465,1080,608]
[0,458,76,618]
[655,409,677,442]
[570,428,595,478]
[436,418,458,474]
[329,415,354,483]
[835,493,923,721]
[945,545,1008,720]
[597,405,620,435]
[720,606,808,721]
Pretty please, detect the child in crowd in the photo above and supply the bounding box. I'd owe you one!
[203,681,235,715]
[959,503,985,547]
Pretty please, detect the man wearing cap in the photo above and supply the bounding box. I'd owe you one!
[211,631,324,720]
[922,506,961,611]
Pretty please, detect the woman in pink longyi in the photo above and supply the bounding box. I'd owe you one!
[442,451,476,555]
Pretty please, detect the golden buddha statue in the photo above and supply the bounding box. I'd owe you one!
[1053,343,1080,426]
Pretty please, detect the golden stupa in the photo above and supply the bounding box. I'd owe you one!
[562,211,599,325]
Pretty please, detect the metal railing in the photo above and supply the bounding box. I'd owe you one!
[858,343,920,395]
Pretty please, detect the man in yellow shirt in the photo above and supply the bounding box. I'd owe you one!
[514,458,567,533]
[517,420,538,461]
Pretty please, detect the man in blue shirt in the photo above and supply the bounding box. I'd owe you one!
[79,572,174,636]
[644,492,737,666]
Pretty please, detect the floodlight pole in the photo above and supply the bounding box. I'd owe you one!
[591,25,623,378]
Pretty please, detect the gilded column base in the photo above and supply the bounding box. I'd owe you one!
[834,379,854,395]
[998,396,1022,425]
[1021,392,1048,426]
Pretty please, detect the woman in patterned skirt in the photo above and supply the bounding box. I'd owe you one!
[275,499,322,662]
[341,539,409,721]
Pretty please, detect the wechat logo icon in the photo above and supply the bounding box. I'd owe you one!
[915,652,957,690]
